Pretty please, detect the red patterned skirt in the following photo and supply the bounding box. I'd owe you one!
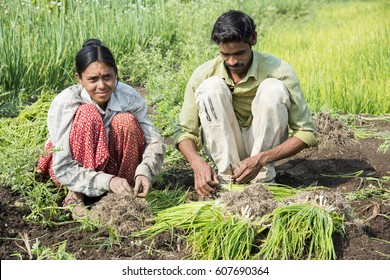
[37,104,145,187]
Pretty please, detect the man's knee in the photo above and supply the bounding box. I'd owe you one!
[259,78,288,94]
[195,76,229,99]
[256,78,290,105]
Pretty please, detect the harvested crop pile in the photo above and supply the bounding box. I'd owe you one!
[90,193,153,235]
[253,189,348,260]
[257,201,345,260]
[135,184,347,260]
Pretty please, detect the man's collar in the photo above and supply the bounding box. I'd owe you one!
[246,51,260,81]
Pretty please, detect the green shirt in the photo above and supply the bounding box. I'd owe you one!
[173,51,318,149]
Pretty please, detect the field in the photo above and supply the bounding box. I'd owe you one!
[0,0,389,261]
[0,114,389,260]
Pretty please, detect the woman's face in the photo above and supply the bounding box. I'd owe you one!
[76,61,117,107]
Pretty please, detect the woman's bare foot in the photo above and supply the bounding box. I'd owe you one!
[63,191,88,219]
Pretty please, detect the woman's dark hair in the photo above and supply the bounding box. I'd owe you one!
[75,38,118,77]
[211,10,256,44]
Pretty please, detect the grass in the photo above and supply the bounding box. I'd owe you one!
[0,1,388,122]
[145,186,189,214]
[345,175,390,201]
[10,236,76,260]
[0,0,176,116]
[134,199,259,260]
[188,215,256,260]
[351,115,390,153]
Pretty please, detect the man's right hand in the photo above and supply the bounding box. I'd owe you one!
[192,158,219,198]
[178,139,219,198]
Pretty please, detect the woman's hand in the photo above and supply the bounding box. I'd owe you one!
[134,175,151,197]
[109,177,132,194]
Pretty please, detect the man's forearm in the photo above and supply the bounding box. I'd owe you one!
[177,139,203,167]
[256,136,307,166]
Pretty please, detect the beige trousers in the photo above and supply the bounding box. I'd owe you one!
[195,76,290,182]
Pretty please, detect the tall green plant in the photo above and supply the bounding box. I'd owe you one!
[260,0,389,114]
[0,0,176,116]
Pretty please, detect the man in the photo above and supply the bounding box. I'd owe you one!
[173,10,317,198]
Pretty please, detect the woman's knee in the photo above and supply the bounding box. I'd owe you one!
[111,112,143,134]
[75,104,101,122]
[71,104,104,134]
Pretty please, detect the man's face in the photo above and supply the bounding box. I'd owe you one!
[218,41,254,79]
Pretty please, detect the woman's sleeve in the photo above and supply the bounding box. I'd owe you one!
[48,93,113,197]
[130,97,166,183]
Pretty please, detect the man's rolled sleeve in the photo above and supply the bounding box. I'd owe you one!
[279,62,318,148]
[173,129,202,150]
[291,130,318,147]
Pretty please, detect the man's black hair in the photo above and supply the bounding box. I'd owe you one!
[211,10,256,44]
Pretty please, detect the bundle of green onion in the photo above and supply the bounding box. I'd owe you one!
[136,184,345,260]
[256,203,344,260]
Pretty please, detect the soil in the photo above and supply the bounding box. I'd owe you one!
[0,113,389,260]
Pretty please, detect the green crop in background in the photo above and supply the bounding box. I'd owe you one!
[260,0,389,115]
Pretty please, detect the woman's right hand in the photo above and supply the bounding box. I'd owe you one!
[109,176,132,194]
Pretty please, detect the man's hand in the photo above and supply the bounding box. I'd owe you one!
[178,139,219,198]
[232,136,308,183]
[232,154,263,183]
[109,176,132,194]
[134,175,151,197]
[192,158,219,198]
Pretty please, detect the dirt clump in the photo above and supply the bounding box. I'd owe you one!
[314,112,358,149]
[283,189,349,213]
[90,193,153,235]
[219,184,278,218]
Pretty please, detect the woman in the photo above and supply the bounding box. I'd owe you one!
[37,39,165,217]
